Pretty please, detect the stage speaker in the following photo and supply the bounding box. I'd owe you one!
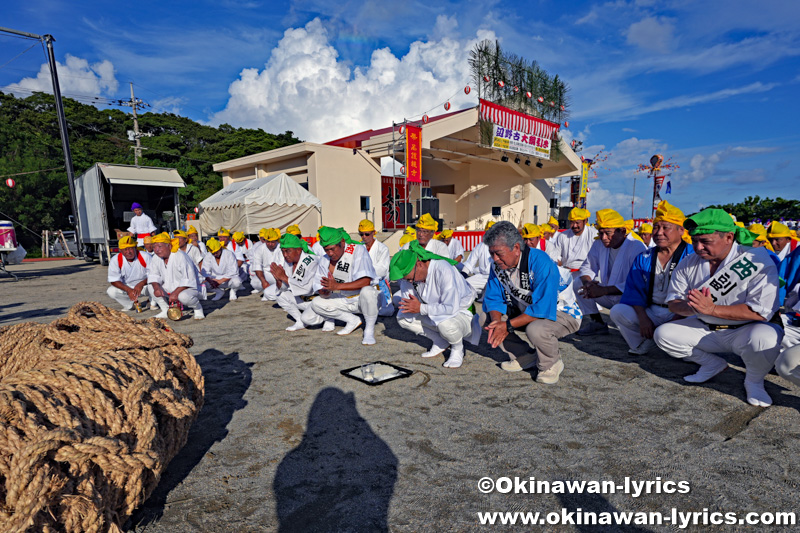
[398,203,414,224]
[416,198,440,220]
[491,206,501,217]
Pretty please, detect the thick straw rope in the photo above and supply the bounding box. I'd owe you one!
[0,302,204,532]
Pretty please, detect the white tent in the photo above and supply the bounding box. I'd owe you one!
[199,173,322,235]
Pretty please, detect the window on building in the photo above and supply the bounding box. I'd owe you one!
[360,196,370,212]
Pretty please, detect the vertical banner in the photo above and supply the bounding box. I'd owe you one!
[579,160,590,198]
[405,125,422,183]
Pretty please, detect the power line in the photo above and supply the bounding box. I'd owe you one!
[0,167,63,179]
[0,43,37,71]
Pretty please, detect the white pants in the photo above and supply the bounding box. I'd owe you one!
[205,277,242,293]
[465,273,489,296]
[400,312,472,347]
[106,284,154,310]
[781,320,800,350]
[311,286,379,322]
[573,277,620,315]
[654,316,783,382]
[276,290,326,326]
[609,303,675,350]
[154,288,202,311]
[250,272,280,299]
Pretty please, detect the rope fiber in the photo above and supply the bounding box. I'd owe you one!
[0,302,204,532]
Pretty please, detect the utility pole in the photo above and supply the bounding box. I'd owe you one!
[121,82,147,166]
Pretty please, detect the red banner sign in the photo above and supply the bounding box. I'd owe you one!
[381,176,429,230]
[405,125,422,183]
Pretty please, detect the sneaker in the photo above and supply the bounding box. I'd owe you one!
[536,359,564,384]
[500,353,537,372]
[577,321,609,336]
[629,339,656,355]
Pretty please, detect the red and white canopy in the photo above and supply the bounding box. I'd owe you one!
[479,99,560,139]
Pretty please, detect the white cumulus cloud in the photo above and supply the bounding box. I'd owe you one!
[210,18,495,142]
[4,54,118,97]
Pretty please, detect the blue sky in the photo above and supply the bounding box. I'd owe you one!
[2,0,799,218]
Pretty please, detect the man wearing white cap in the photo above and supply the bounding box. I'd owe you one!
[148,233,205,320]
[251,228,285,301]
[201,237,243,301]
[106,235,153,311]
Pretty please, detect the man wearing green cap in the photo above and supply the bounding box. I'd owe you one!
[272,233,331,331]
[654,208,783,407]
[390,241,479,368]
[310,227,380,344]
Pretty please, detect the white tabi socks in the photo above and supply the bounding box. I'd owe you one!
[322,321,335,332]
[683,351,728,383]
[362,315,377,345]
[153,298,169,319]
[443,341,465,368]
[421,327,449,358]
[337,313,363,336]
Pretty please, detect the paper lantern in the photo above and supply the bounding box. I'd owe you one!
[464,86,471,94]
[422,115,429,124]
[525,91,532,98]
[194,206,199,213]
[5,178,14,188]
[571,140,577,148]
[497,80,505,88]
[400,166,405,175]
[483,75,490,82]
[444,102,451,111]
[399,125,405,134]
[537,96,544,103]
[549,101,555,107]
[564,121,569,128]
[560,104,565,111]
[513,86,519,93]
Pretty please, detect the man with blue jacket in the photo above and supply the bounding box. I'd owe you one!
[610,201,694,355]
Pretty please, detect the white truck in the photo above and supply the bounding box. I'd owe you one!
[74,163,185,265]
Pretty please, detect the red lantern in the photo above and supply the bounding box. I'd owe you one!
[422,115,429,124]
[587,188,591,192]
[464,86,471,94]
[399,125,405,134]
[194,206,199,213]
[564,121,569,128]
[525,91,532,98]
[571,140,577,148]
[560,104,565,111]
[5,178,14,188]
[550,101,555,107]
[513,86,519,93]
[483,75,490,82]
[497,80,505,88]
[400,165,405,175]
[444,102,451,111]
[537,96,544,103]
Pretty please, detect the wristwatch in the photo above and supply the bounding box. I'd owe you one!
[506,319,515,333]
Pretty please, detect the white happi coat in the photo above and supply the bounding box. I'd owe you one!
[367,239,390,280]
[446,238,465,261]
[579,237,647,292]
[314,243,377,295]
[312,241,325,257]
[462,242,492,277]
[281,251,321,297]
[553,226,599,271]
[201,248,239,280]
[192,240,207,254]
[666,244,779,325]
[183,243,204,268]
[108,250,150,287]
[251,243,285,274]
[413,259,475,325]
[147,250,201,293]
[227,239,252,261]
[127,213,157,245]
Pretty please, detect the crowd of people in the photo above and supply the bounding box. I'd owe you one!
[109,201,800,407]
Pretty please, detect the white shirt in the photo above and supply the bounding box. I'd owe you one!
[415,259,476,325]
[367,239,391,279]
[227,240,250,262]
[192,240,207,254]
[777,242,791,261]
[201,248,239,280]
[651,257,671,305]
[462,242,492,276]
[314,243,377,296]
[147,250,201,293]
[447,238,465,261]
[401,238,450,257]
[183,243,204,268]
[667,244,779,325]
[251,243,285,273]
[108,251,150,287]
[312,241,325,257]
[579,237,646,292]
[553,226,599,270]
[128,213,157,245]
[282,251,321,298]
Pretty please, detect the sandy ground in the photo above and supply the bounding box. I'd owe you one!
[2,260,800,532]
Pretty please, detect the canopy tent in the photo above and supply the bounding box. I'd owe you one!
[199,173,322,235]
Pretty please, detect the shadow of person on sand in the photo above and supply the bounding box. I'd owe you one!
[0,306,68,324]
[128,349,252,529]
[274,387,398,533]
[556,491,651,532]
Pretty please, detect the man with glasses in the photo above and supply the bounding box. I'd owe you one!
[358,219,394,316]
[610,201,693,354]
[575,209,646,335]
[551,208,598,277]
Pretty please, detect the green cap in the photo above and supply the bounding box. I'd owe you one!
[684,208,756,245]
[389,240,457,281]
[280,233,314,255]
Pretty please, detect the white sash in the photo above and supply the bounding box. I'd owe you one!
[494,264,533,307]
[291,254,315,284]
[332,244,358,296]
[699,250,762,305]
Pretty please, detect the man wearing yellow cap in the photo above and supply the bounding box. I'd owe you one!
[141,235,155,256]
[250,229,285,301]
[551,207,599,277]
[521,223,544,252]
[479,222,582,382]
[436,229,465,262]
[768,222,796,261]
[653,208,782,407]
[398,226,417,247]
[174,230,203,269]
[272,233,330,331]
[358,219,393,316]
[610,201,693,354]
[186,225,207,254]
[576,209,646,335]
[107,235,154,311]
[461,220,495,297]
[201,237,244,301]
[311,227,380,344]
[147,232,205,320]
[637,223,654,248]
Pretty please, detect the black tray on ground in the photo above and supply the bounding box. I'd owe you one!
[340,361,414,386]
